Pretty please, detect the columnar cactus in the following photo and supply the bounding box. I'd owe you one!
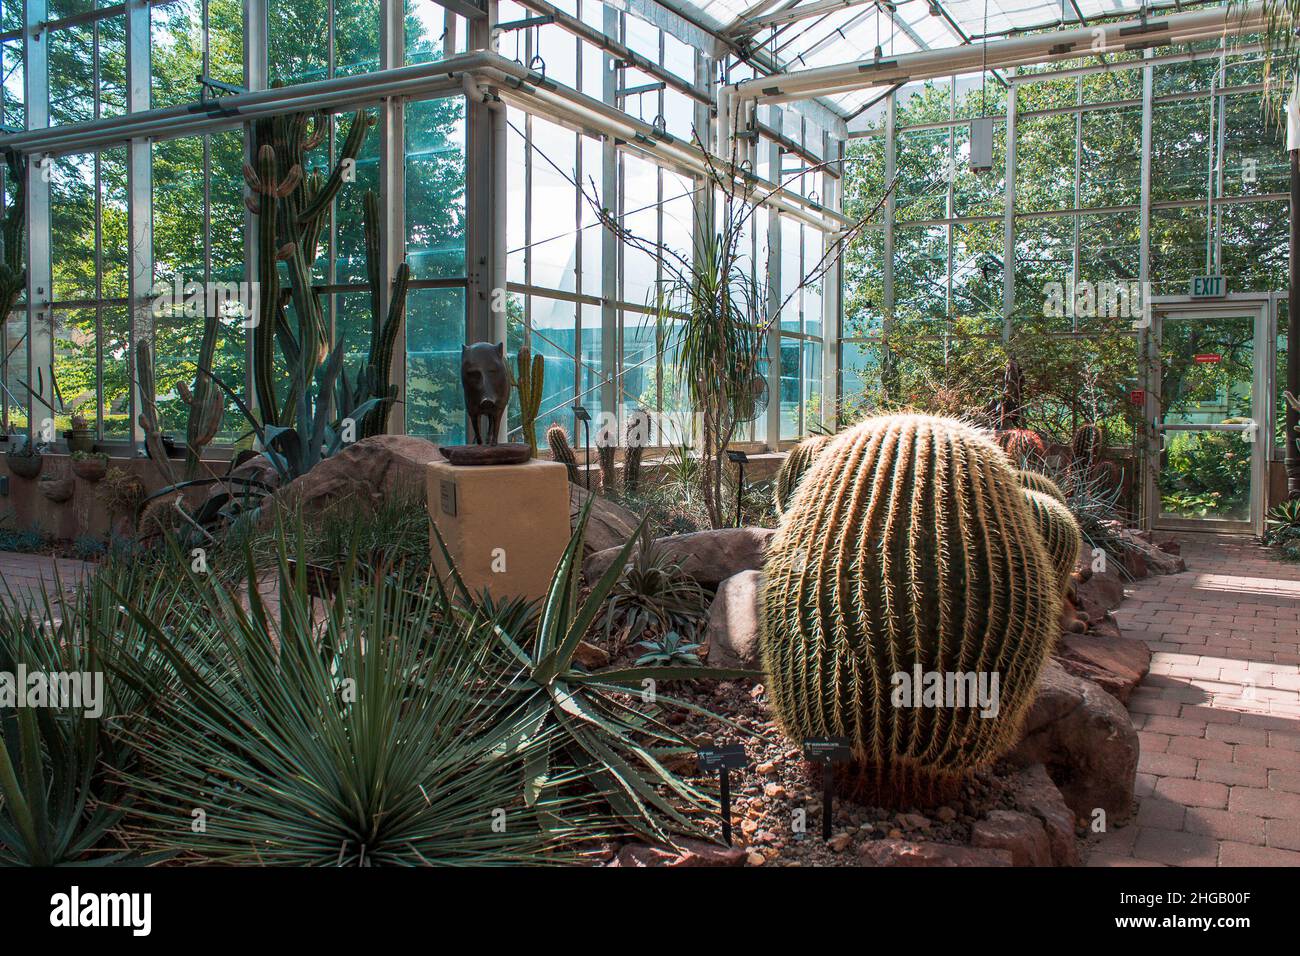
[624,408,650,494]
[597,442,617,493]
[515,345,544,457]
[1018,468,1067,505]
[547,424,580,484]
[762,414,1061,799]
[1072,422,1104,466]
[1022,488,1082,593]
[774,434,831,514]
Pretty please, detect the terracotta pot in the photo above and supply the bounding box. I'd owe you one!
[5,452,43,479]
[39,475,74,503]
[72,457,108,482]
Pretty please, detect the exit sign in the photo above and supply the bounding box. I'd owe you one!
[1191,275,1226,298]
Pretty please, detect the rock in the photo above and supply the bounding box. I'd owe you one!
[583,527,776,588]
[703,570,764,668]
[574,640,610,669]
[1118,529,1186,575]
[1010,660,1138,820]
[745,851,766,866]
[1053,629,1151,704]
[859,839,1013,867]
[971,810,1053,866]
[608,836,746,867]
[935,806,958,824]
[569,484,640,558]
[271,435,441,517]
[1010,763,1079,867]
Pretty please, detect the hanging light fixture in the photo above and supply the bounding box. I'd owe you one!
[969,0,994,172]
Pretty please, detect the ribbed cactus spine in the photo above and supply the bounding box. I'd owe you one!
[358,189,407,438]
[761,414,1061,801]
[1018,468,1067,505]
[547,424,580,484]
[1022,488,1082,593]
[135,341,177,487]
[515,345,544,457]
[624,408,650,494]
[774,434,831,514]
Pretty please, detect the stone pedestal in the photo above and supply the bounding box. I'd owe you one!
[427,458,570,603]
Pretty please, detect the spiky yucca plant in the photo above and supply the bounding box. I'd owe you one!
[761,414,1061,801]
[774,434,831,514]
[1018,468,1067,505]
[1022,488,1082,593]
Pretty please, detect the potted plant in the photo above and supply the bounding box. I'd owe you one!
[70,450,109,482]
[65,409,96,453]
[38,472,74,503]
[4,434,43,480]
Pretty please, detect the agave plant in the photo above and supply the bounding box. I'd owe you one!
[601,526,710,645]
[1264,499,1300,559]
[634,631,703,667]
[435,499,758,842]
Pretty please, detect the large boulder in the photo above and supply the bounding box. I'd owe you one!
[1053,630,1151,704]
[1009,659,1139,821]
[703,570,764,668]
[569,484,640,558]
[272,435,442,515]
[970,810,1053,866]
[1118,529,1186,575]
[583,527,775,588]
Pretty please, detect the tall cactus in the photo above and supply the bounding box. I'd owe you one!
[774,434,831,514]
[1018,468,1067,505]
[624,408,651,495]
[547,424,580,484]
[1022,488,1082,593]
[135,341,177,487]
[597,441,617,494]
[515,345,544,457]
[761,414,1061,801]
[356,189,408,438]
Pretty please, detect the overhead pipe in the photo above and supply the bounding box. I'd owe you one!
[727,3,1267,104]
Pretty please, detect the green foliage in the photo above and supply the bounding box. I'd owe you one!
[1264,499,1300,560]
[0,511,48,553]
[761,414,1060,796]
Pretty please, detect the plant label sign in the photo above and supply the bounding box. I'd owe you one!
[803,738,850,841]
[1190,275,1225,298]
[697,744,747,773]
[698,745,747,846]
[1193,353,1222,364]
[803,737,851,764]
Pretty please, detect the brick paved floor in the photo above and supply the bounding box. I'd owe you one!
[0,551,91,612]
[1086,532,1300,867]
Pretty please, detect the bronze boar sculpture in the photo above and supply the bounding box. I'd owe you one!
[440,341,531,465]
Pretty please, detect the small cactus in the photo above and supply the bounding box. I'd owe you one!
[774,434,831,514]
[1022,488,1082,593]
[547,424,580,485]
[762,414,1061,802]
[1018,468,1067,505]
[597,442,617,494]
[1071,423,1104,466]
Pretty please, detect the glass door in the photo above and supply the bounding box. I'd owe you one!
[1152,306,1266,533]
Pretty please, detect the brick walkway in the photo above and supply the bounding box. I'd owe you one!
[0,551,91,611]
[1087,532,1300,867]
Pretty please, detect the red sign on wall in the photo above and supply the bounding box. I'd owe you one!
[1193,353,1222,364]
[1129,389,1145,406]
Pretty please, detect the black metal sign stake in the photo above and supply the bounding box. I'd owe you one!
[803,737,851,842]
[697,744,747,847]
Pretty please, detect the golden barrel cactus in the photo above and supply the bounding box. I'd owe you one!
[761,414,1062,799]
[774,434,831,513]
[1017,468,1067,505]
[1022,488,1082,593]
